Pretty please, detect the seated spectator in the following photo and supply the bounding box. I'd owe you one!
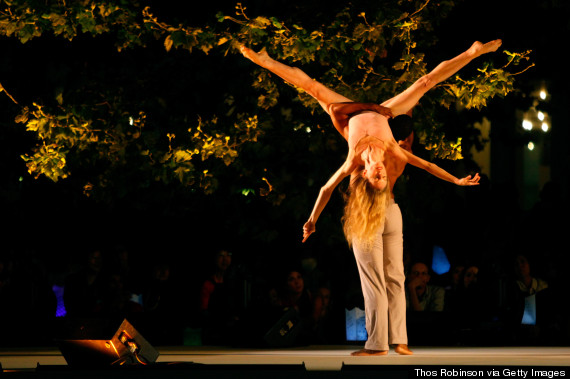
[406,262,444,312]
[198,248,239,345]
[141,259,184,345]
[449,264,485,340]
[444,263,465,311]
[505,254,556,345]
[312,285,345,344]
[63,248,105,317]
[405,261,446,345]
[270,269,313,317]
[514,254,548,296]
[266,268,316,345]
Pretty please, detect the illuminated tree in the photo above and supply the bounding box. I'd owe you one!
[0,0,532,198]
[0,0,537,255]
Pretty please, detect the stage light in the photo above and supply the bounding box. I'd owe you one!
[537,111,544,121]
[539,90,547,100]
[129,117,134,125]
[541,122,549,132]
[345,307,367,342]
[431,245,450,275]
[522,120,533,130]
[57,319,159,367]
[527,142,535,151]
[52,284,67,317]
[521,294,537,325]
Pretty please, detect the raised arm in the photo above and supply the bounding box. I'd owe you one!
[302,155,357,242]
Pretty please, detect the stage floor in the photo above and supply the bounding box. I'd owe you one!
[2,345,570,371]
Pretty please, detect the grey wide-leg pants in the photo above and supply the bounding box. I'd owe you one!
[352,200,407,351]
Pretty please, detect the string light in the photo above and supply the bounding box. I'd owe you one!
[522,120,533,130]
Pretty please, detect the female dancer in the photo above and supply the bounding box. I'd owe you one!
[240,39,501,355]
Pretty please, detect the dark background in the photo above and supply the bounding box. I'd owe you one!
[0,0,568,348]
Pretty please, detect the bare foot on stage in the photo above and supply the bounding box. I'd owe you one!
[351,349,388,356]
[395,344,413,355]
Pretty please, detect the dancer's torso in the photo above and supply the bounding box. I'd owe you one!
[348,111,394,149]
[347,110,404,192]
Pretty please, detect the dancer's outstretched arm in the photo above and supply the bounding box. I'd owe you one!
[388,143,480,186]
[382,40,502,116]
[302,152,358,242]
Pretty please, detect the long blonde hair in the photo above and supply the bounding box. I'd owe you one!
[342,169,391,247]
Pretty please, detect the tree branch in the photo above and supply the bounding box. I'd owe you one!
[0,81,18,104]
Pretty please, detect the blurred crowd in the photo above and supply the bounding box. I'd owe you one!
[0,232,567,348]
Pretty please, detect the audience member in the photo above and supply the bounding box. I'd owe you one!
[0,249,56,345]
[265,267,318,345]
[64,246,142,321]
[504,254,557,345]
[198,248,239,345]
[140,260,183,345]
[447,263,486,344]
[406,262,445,312]
[463,265,479,289]
[513,255,548,296]
[300,253,326,296]
[444,263,465,311]
[312,285,345,344]
[270,269,313,315]
[63,248,106,317]
[405,261,446,345]
[97,245,144,318]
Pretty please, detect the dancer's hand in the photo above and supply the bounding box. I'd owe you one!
[302,220,315,243]
[455,173,480,186]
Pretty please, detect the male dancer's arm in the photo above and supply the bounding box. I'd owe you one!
[328,102,393,132]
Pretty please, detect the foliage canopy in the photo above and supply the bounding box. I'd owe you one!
[0,0,533,226]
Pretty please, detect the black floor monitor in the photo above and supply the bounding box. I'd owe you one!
[57,318,159,367]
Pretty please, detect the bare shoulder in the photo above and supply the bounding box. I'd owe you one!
[384,138,401,154]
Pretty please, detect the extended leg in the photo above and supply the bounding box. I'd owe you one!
[381,40,502,116]
[240,46,352,114]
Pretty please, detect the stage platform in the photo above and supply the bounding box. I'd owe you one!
[1,345,569,377]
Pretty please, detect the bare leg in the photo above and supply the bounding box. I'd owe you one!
[240,46,352,114]
[381,40,502,116]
